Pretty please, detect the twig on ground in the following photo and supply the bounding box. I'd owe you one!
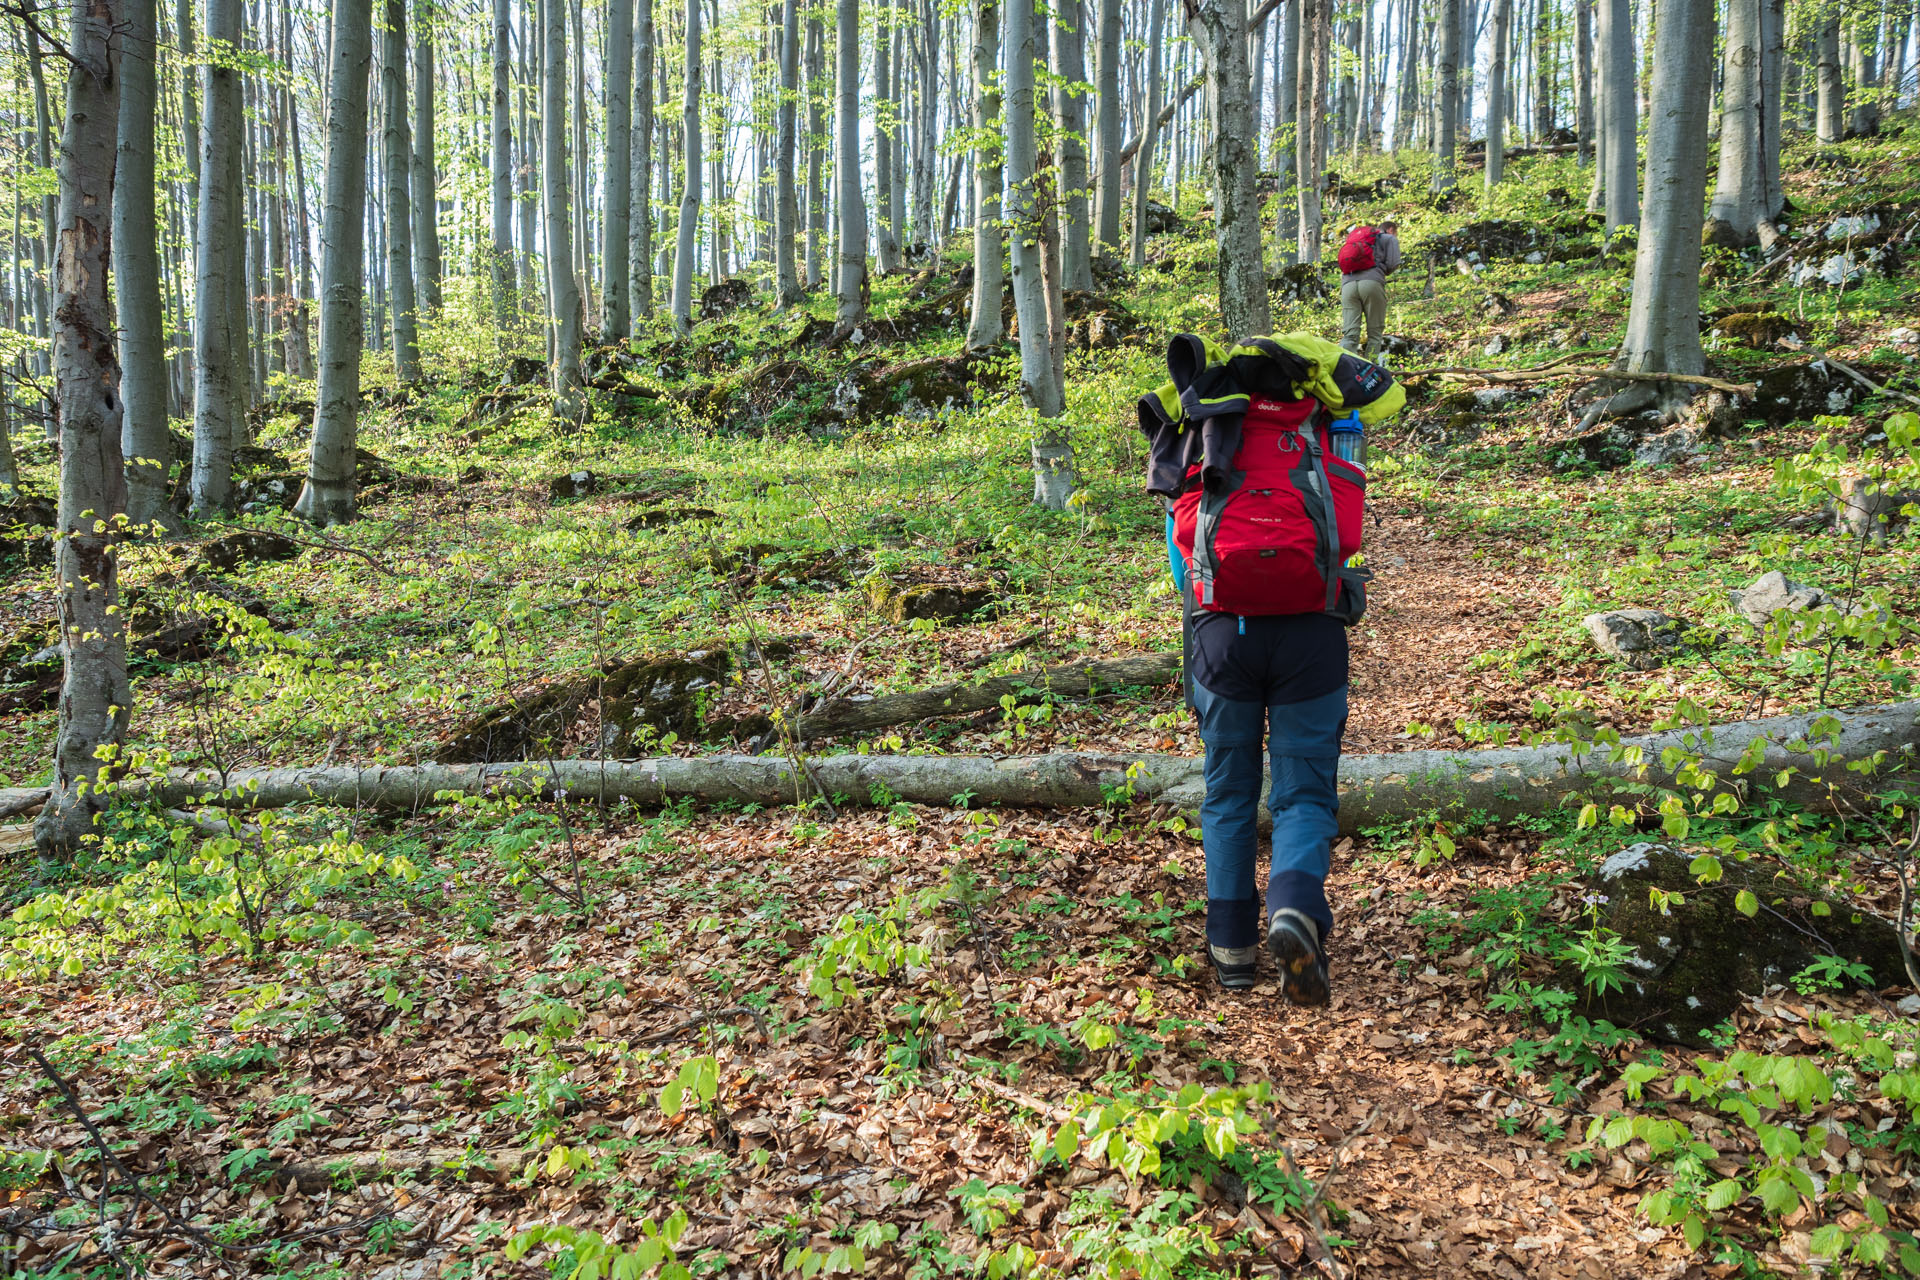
[1276,1102,1379,1280]
[633,1004,772,1046]
[1805,350,1920,409]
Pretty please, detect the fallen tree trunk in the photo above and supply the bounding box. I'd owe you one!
[1,701,1904,836]
[794,652,1179,740]
[1400,365,1757,396]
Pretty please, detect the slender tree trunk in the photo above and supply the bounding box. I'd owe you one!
[39,0,131,858]
[1007,0,1072,504]
[633,0,656,319]
[671,0,703,333]
[1297,0,1328,261]
[1131,0,1167,269]
[189,0,244,515]
[383,0,422,381]
[1052,0,1093,289]
[1188,0,1269,335]
[1434,0,1460,189]
[832,0,869,335]
[177,0,199,215]
[1273,0,1297,260]
[874,0,899,273]
[1597,0,1636,228]
[571,0,589,299]
[516,2,536,304]
[1486,0,1511,186]
[1814,13,1844,142]
[295,0,373,527]
[1091,0,1123,252]
[1759,0,1784,213]
[490,0,515,328]
[967,0,1006,347]
[605,0,634,336]
[774,0,803,305]
[545,0,585,404]
[804,7,825,287]
[1395,0,1420,149]
[411,0,441,315]
[116,0,172,531]
[1574,0,1593,161]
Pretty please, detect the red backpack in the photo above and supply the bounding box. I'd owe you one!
[1337,225,1379,274]
[1171,396,1366,618]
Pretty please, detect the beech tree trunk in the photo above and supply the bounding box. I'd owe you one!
[39,0,131,857]
[1091,0,1123,253]
[1814,13,1844,143]
[1596,0,1637,228]
[490,0,515,328]
[189,0,245,516]
[1052,0,1093,291]
[831,0,869,336]
[875,0,899,273]
[295,0,374,527]
[1296,0,1329,261]
[632,0,656,317]
[803,8,825,287]
[966,0,1006,349]
[1573,0,1593,162]
[382,0,422,382]
[115,0,171,532]
[604,0,633,337]
[1131,0,1167,270]
[1706,0,1784,248]
[1434,0,1460,189]
[1191,0,1270,336]
[1272,0,1297,262]
[672,0,703,335]
[774,0,803,306]
[411,0,441,316]
[1485,0,1511,187]
[1006,0,1063,423]
[53,702,1920,840]
[544,0,585,407]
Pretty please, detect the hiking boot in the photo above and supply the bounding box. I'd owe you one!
[1266,909,1330,1006]
[1209,944,1259,990]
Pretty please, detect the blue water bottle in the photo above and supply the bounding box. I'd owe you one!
[1328,410,1365,467]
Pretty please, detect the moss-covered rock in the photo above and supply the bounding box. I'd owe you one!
[865,572,997,624]
[1706,310,1797,349]
[1576,842,1908,1045]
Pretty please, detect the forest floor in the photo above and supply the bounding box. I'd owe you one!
[6,124,1920,1278]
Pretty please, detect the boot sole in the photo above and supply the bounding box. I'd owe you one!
[1267,921,1330,1007]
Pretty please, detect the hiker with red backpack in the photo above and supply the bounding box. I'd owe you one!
[1138,334,1403,1002]
[1337,220,1402,358]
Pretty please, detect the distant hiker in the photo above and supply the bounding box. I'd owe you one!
[1337,220,1401,358]
[1138,335,1404,1004]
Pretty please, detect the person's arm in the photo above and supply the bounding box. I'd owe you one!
[1380,233,1402,275]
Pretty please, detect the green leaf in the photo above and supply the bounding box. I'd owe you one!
[1735,889,1759,918]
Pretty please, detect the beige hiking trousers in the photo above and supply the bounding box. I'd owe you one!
[1339,277,1387,356]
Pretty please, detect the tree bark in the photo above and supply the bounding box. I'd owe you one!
[382,0,421,383]
[1190,0,1271,337]
[188,0,244,516]
[544,0,586,409]
[490,0,515,329]
[115,0,172,532]
[1052,0,1093,291]
[1573,0,1593,162]
[602,0,633,338]
[831,0,869,336]
[632,0,656,318]
[1006,0,1063,422]
[803,7,826,288]
[671,0,703,335]
[47,702,1920,840]
[295,0,373,527]
[1590,0,1712,425]
[1091,0,1123,253]
[1814,12,1844,143]
[1130,0,1167,270]
[1706,0,1784,249]
[1272,0,1297,263]
[1297,0,1329,261]
[38,0,131,858]
[774,0,804,306]
[966,0,1006,349]
[795,654,1179,740]
[1596,0,1636,228]
[1485,0,1512,187]
[410,0,441,316]
[875,0,899,273]
[1434,0,1460,189]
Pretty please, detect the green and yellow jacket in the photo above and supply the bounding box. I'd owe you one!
[1136,332,1406,499]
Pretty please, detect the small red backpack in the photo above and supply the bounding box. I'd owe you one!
[1171,397,1366,618]
[1337,225,1379,274]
